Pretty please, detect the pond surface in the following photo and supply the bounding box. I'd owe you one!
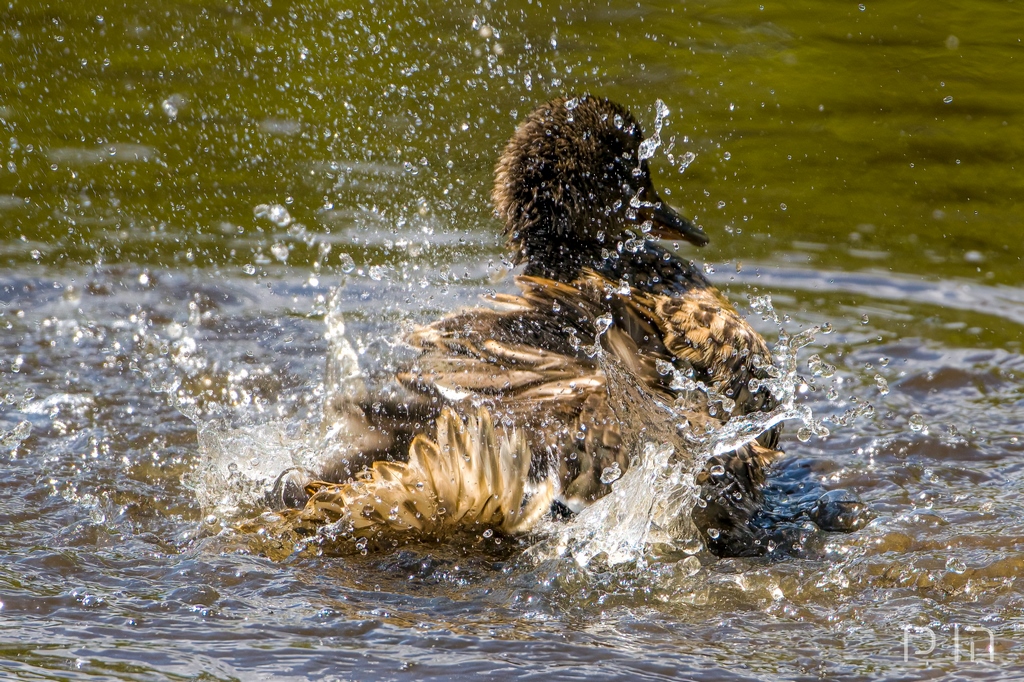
[2,0,1023,679]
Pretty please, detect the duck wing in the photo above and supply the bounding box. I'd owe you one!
[398,276,606,428]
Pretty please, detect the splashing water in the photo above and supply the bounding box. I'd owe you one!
[546,296,858,567]
[187,284,369,521]
[637,99,670,164]
[186,277,869,565]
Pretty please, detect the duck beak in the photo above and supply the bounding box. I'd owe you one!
[642,202,709,247]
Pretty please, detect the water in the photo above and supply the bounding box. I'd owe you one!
[3,0,1024,678]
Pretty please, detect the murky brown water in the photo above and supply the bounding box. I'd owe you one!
[2,0,1023,679]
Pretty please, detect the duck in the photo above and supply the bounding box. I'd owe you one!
[266,95,817,557]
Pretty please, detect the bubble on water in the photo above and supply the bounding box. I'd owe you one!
[482,528,494,538]
[242,264,256,275]
[707,528,720,539]
[797,427,812,442]
[709,464,725,476]
[874,374,890,396]
[600,463,622,485]
[909,414,925,431]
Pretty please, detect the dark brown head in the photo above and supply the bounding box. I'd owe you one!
[493,95,707,277]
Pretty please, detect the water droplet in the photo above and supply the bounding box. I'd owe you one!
[945,556,967,574]
[874,374,890,396]
[368,265,384,281]
[482,528,494,538]
[338,253,356,273]
[253,203,292,228]
[0,420,31,447]
[595,314,613,335]
[270,243,289,262]
[600,463,622,484]
[655,359,673,376]
[797,427,812,442]
[861,313,870,325]
[807,354,836,378]
[242,264,256,275]
[710,464,725,476]
[161,95,184,119]
[678,151,697,173]
[707,528,720,539]
[703,262,715,274]
[826,386,839,401]
[943,95,953,104]
[909,414,925,431]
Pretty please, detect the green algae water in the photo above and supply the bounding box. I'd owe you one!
[2,0,1023,678]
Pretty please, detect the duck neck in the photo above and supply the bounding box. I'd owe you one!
[520,237,709,296]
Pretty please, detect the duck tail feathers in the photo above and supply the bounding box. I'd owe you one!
[283,406,554,545]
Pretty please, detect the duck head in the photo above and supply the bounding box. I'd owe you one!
[493,95,708,279]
